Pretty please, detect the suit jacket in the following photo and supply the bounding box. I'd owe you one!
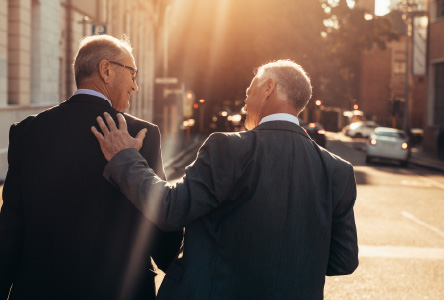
[0,94,183,300]
[104,121,359,300]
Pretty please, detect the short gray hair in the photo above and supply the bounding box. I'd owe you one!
[73,35,133,88]
[255,60,312,113]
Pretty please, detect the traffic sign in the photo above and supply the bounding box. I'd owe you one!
[92,24,107,35]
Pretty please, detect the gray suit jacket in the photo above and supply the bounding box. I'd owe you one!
[105,121,358,299]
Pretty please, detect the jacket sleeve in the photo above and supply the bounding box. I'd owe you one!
[104,133,236,232]
[139,125,183,271]
[144,125,166,181]
[0,124,25,299]
[326,165,359,276]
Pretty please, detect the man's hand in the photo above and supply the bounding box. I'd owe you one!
[91,112,147,161]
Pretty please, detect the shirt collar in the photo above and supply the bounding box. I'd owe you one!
[74,89,113,107]
[259,113,299,126]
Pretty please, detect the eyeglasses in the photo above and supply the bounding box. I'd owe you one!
[108,60,138,82]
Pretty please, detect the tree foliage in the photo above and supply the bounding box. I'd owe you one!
[162,0,399,112]
[165,0,325,112]
[319,0,399,108]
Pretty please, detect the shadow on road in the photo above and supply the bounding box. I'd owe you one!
[354,169,368,185]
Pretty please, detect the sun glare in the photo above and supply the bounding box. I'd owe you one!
[375,0,390,16]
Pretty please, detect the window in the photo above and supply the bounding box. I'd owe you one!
[375,131,406,139]
[438,0,444,18]
[393,61,406,74]
[434,62,444,126]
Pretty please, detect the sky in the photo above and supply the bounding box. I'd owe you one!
[375,0,391,16]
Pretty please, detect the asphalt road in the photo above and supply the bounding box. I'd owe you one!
[324,132,444,299]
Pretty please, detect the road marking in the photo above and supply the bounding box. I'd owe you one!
[401,211,444,238]
[359,245,444,259]
[417,175,444,190]
[401,180,433,188]
[402,168,444,190]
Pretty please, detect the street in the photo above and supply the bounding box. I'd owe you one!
[323,133,444,299]
[165,132,444,299]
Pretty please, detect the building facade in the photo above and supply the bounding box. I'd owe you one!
[358,10,427,131]
[0,0,158,180]
[423,0,444,151]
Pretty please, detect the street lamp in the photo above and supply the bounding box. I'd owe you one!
[402,0,418,133]
[163,5,172,77]
[315,100,321,123]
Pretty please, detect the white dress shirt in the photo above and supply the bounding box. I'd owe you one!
[74,89,113,107]
[259,113,299,126]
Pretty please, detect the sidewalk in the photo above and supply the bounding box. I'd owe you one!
[162,134,207,169]
[410,147,444,173]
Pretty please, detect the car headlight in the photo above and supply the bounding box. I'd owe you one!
[401,142,408,150]
[369,138,377,145]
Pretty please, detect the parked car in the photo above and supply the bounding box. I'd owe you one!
[209,109,246,132]
[300,121,326,147]
[344,121,380,138]
[366,127,410,167]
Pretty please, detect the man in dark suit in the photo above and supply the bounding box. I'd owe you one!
[0,35,182,300]
[92,60,359,299]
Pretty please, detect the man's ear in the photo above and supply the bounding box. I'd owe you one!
[263,77,276,98]
[98,59,112,83]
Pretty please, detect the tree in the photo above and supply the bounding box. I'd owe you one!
[319,0,399,108]
[166,0,327,112]
[162,0,399,114]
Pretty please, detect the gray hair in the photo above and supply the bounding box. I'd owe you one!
[255,59,312,113]
[73,35,133,88]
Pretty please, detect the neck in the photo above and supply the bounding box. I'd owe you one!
[261,100,299,120]
[78,80,111,100]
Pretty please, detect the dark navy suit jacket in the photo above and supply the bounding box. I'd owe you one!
[0,95,183,300]
[105,120,359,299]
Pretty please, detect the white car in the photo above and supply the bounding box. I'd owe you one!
[366,127,410,167]
[344,121,380,138]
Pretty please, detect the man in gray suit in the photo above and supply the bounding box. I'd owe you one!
[92,60,359,299]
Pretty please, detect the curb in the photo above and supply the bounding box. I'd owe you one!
[409,159,444,173]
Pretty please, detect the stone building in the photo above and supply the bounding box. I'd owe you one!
[0,0,158,180]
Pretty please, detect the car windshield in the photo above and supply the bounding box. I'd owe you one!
[349,123,362,130]
[375,131,406,139]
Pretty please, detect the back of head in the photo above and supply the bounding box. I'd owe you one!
[255,59,312,114]
[73,35,133,88]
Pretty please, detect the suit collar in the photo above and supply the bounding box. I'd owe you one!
[74,89,112,107]
[254,120,310,138]
[63,94,115,109]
